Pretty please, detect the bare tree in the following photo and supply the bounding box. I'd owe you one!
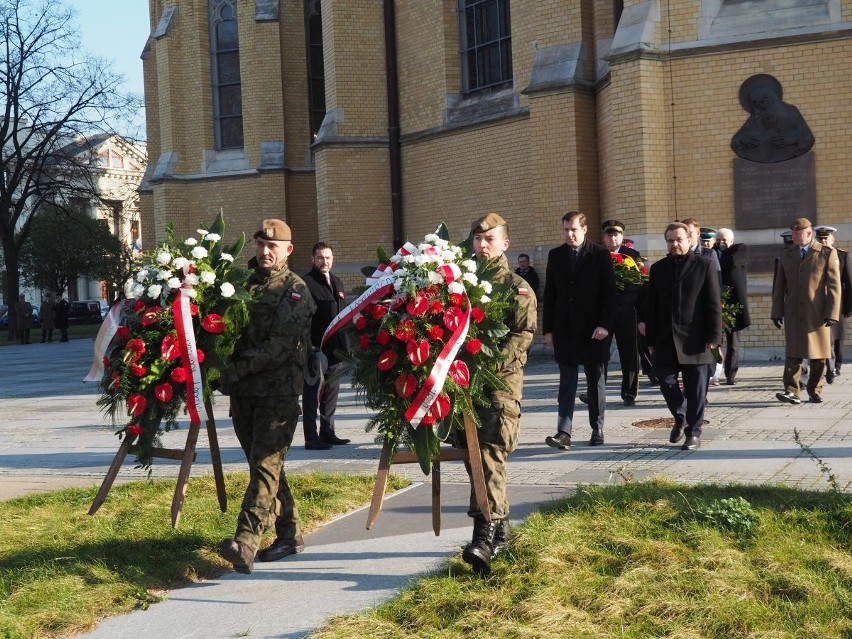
[0,0,141,338]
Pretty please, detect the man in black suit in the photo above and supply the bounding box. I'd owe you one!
[514,253,540,297]
[716,228,752,385]
[543,211,616,451]
[644,222,722,451]
[601,219,642,405]
[815,225,852,382]
[302,242,350,449]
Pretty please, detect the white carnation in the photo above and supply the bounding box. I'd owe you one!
[393,279,404,291]
[403,254,417,265]
[394,268,407,278]
[199,271,216,284]
[462,272,479,286]
[480,280,493,294]
[441,250,456,263]
[205,233,221,242]
[132,283,145,298]
[423,234,440,243]
[167,277,182,289]
[172,256,189,270]
[414,254,430,267]
[135,269,149,283]
[480,294,491,303]
[187,288,198,299]
[428,271,443,285]
[191,246,208,259]
[448,281,465,294]
[147,284,162,298]
[220,252,234,262]
[390,254,403,264]
[197,228,208,237]
[462,259,477,273]
[184,237,198,246]
[184,273,200,286]
[157,269,173,281]
[156,250,172,265]
[220,282,235,298]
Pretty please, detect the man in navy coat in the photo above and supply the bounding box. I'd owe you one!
[543,211,616,450]
[644,222,722,451]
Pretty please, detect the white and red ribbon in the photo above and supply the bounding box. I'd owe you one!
[83,302,125,382]
[365,242,417,285]
[172,288,203,425]
[322,276,396,348]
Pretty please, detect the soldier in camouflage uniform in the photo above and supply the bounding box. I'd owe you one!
[457,212,537,575]
[218,218,316,574]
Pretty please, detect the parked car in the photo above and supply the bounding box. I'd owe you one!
[85,299,110,320]
[67,300,102,325]
[0,308,40,328]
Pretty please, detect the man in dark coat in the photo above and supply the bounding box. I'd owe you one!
[716,228,752,385]
[302,241,350,449]
[644,222,722,451]
[514,253,540,297]
[543,211,616,451]
[815,226,852,382]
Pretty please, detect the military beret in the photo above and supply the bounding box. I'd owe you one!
[789,217,812,231]
[471,212,508,233]
[699,227,717,240]
[815,225,837,238]
[601,219,625,234]
[254,218,292,241]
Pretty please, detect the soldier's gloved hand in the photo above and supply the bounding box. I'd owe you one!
[824,318,838,327]
[772,318,783,329]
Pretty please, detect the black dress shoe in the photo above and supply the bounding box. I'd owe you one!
[589,430,604,446]
[579,392,589,404]
[257,535,305,562]
[826,371,836,384]
[724,378,736,386]
[623,396,635,406]
[218,539,254,574]
[320,434,351,445]
[305,439,332,450]
[808,393,824,403]
[545,431,571,450]
[776,391,802,405]
[681,436,700,451]
[669,422,685,444]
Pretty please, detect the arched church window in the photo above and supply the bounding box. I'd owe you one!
[209,0,244,149]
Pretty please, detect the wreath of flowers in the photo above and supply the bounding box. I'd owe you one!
[94,212,252,470]
[610,252,648,292]
[326,225,513,474]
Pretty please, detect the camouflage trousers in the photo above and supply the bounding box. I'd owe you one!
[230,395,301,553]
[455,392,521,520]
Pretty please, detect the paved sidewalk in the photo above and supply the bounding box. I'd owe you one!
[1,339,850,638]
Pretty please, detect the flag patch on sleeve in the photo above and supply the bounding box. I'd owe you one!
[517,287,529,296]
[290,292,302,301]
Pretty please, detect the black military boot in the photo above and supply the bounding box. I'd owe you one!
[462,515,496,575]
[491,518,511,558]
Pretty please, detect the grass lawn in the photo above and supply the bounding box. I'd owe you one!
[0,471,410,639]
[313,481,852,639]
[1,323,101,346]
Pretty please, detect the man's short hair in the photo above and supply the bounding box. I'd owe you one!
[562,211,587,227]
[518,253,530,261]
[679,217,700,230]
[312,241,333,254]
[665,222,690,238]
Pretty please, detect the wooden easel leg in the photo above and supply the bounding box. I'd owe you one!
[366,440,393,530]
[204,399,227,513]
[88,434,136,515]
[170,420,201,528]
[431,461,441,536]
[464,415,491,523]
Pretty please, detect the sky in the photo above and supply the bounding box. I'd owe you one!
[72,0,151,134]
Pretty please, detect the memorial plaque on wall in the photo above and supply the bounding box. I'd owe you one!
[733,152,816,230]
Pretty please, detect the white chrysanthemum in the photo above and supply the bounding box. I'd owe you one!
[390,254,403,264]
[417,243,432,253]
[220,252,234,262]
[186,288,198,299]
[205,233,221,242]
[220,282,235,298]
[428,270,443,285]
[197,229,208,237]
[403,254,417,265]
[191,246,208,259]
[147,284,162,298]
[423,234,440,243]
[135,269,149,283]
[184,273,200,286]
[167,277,182,289]
[156,250,172,265]
[413,254,431,267]
[434,238,450,250]
[480,280,493,294]
[393,268,407,278]
[199,271,216,284]
[184,237,198,246]
[132,283,145,298]
[157,269,173,281]
[462,272,479,286]
[462,259,477,273]
[172,256,189,270]
[393,279,404,291]
[480,294,491,303]
[448,281,465,294]
[441,250,456,263]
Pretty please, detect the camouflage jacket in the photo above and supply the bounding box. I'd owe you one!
[491,253,537,401]
[222,257,316,397]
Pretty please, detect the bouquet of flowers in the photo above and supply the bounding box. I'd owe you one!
[92,212,252,470]
[610,252,647,292]
[721,286,744,333]
[323,225,513,474]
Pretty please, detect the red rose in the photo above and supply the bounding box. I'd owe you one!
[129,363,147,377]
[201,313,226,333]
[154,382,174,403]
[465,338,482,355]
[427,324,445,341]
[449,360,470,386]
[355,316,368,331]
[359,334,370,349]
[116,325,130,341]
[394,319,416,341]
[428,393,451,420]
[128,424,144,436]
[377,349,398,372]
[132,299,145,312]
[406,339,430,366]
[471,307,485,324]
[449,293,465,308]
[406,295,429,317]
[429,299,444,314]
[443,306,463,331]
[376,328,391,345]
[190,303,199,316]
[170,367,188,383]
[372,304,387,320]
[611,252,625,264]
[127,394,146,417]
[394,372,417,398]
[196,348,205,363]
[141,305,164,327]
[161,334,180,361]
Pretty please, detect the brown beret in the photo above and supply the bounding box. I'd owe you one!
[471,212,508,234]
[789,217,812,231]
[254,218,292,241]
[601,219,625,233]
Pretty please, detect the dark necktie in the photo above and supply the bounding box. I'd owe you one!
[800,247,807,260]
